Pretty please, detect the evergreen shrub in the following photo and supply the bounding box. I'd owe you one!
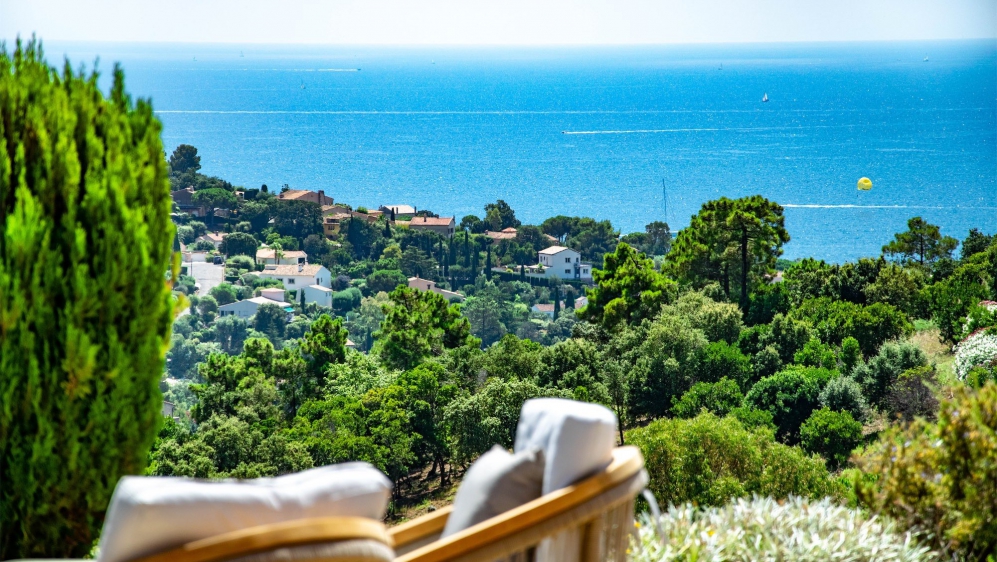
[0,42,175,557]
[854,382,997,560]
[670,377,744,418]
[627,412,841,509]
[799,408,862,470]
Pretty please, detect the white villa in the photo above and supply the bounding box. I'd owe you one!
[303,284,333,308]
[256,248,308,266]
[254,264,331,289]
[523,246,593,282]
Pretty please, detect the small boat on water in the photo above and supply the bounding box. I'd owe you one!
[923,56,929,62]
[762,93,769,103]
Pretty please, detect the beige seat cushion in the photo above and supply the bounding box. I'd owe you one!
[98,463,391,562]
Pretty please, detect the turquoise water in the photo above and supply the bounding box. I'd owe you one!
[51,41,997,262]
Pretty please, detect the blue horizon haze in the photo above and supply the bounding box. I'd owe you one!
[45,40,997,262]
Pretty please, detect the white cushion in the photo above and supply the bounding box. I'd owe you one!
[513,398,617,494]
[98,462,391,562]
[441,445,544,538]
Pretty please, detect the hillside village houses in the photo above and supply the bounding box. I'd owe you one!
[254,263,331,291]
[278,188,335,206]
[408,276,465,302]
[256,248,307,266]
[194,231,226,249]
[170,186,208,217]
[531,296,588,318]
[218,288,294,320]
[378,204,416,219]
[485,227,518,241]
[407,215,456,238]
[516,246,594,282]
[302,284,334,308]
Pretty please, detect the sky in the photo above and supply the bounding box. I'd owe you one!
[1,0,995,45]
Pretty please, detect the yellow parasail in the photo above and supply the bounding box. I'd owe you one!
[857,177,872,191]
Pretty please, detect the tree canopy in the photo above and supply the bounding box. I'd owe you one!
[667,195,789,310]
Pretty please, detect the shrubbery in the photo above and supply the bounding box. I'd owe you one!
[627,412,842,509]
[631,496,933,562]
[670,378,743,418]
[854,382,997,560]
[799,408,862,470]
[744,367,836,443]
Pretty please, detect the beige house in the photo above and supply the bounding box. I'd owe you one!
[278,189,335,206]
[407,216,456,238]
[378,204,416,219]
[485,227,518,241]
[195,232,226,249]
[256,248,307,266]
[408,276,464,302]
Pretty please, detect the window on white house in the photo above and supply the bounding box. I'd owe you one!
[565,257,571,263]
[288,278,295,284]
[565,269,571,274]
[583,268,589,274]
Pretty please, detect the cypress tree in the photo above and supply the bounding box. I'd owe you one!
[463,230,470,268]
[485,244,492,279]
[471,239,480,276]
[0,42,176,558]
[520,264,526,281]
[383,219,391,239]
[553,286,561,319]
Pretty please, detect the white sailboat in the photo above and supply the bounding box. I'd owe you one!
[762,93,769,103]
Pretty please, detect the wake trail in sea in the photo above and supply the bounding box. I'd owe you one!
[783,204,997,210]
[562,125,857,134]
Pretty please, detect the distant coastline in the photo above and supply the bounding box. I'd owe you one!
[50,40,997,262]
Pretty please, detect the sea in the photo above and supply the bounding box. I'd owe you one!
[45,40,997,263]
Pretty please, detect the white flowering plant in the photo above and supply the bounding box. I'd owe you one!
[629,496,935,562]
[953,329,997,381]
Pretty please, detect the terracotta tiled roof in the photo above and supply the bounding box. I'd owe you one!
[409,216,455,226]
[486,228,517,240]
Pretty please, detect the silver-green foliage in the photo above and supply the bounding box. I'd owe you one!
[0,41,175,557]
[631,496,934,562]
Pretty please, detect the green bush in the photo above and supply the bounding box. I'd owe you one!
[693,341,753,390]
[365,269,408,294]
[627,412,841,509]
[854,341,927,408]
[792,297,913,356]
[854,382,997,560]
[631,496,934,562]
[800,408,862,470]
[0,43,175,558]
[670,378,744,419]
[818,375,868,422]
[744,367,836,443]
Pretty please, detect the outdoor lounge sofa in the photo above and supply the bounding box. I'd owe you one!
[20,400,645,562]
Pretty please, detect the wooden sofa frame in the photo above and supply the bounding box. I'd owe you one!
[390,446,647,562]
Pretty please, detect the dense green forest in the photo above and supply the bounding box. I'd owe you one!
[158,143,997,557]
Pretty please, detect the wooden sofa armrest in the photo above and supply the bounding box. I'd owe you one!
[389,446,644,562]
[390,506,453,550]
[135,516,391,562]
